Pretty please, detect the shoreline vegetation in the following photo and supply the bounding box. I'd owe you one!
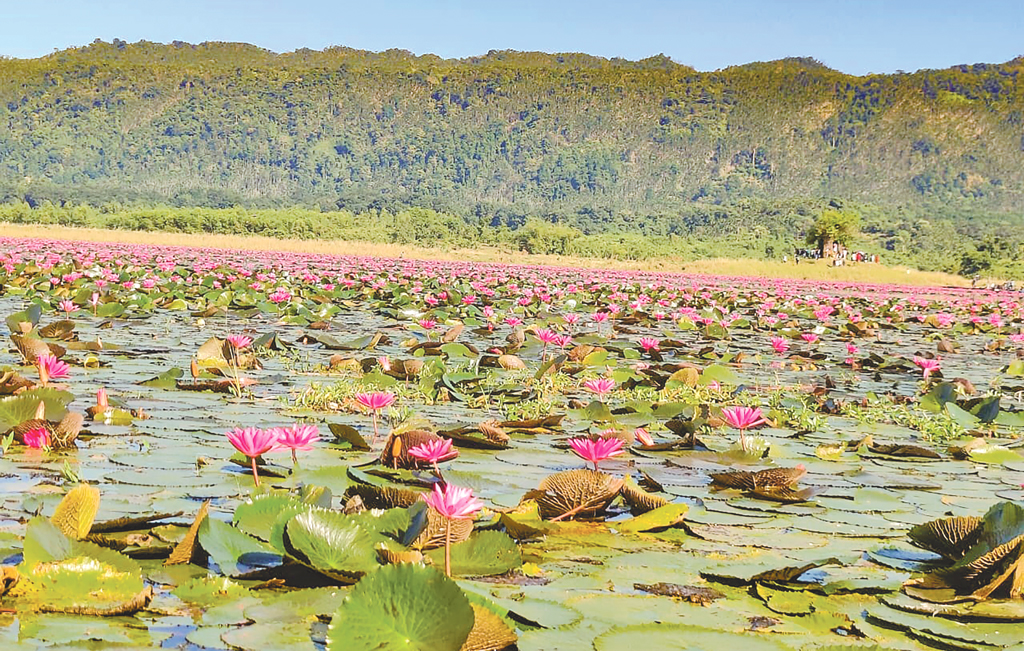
[3,222,976,288]
[1,42,1023,279]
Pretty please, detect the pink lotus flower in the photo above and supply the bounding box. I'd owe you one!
[846,343,859,355]
[268,288,291,303]
[563,313,580,325]
[226,334,253,349]
[377,356,391,371]
[422,483,485,577]
[355,391,396,442]
[58,299,79,316]
[722,406,767,430]
[272,424,320,465]
[913,356,941,379]
[418,318,437,330]
[568,436,624,471]
[801,333,819,344]
[355,391,396,411]
[23,426,50,449]
[505,316,523,327]
[407,438,458,468]
[36,353,69,385]
[721,405,766,452]
[422,483,483,521]
[226,427,279,487]
[633,427,655,447]
[583,378,616,397]
[638,337,659,352]
[770,337,790,354]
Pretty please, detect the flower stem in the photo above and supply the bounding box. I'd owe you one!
[443,518,452,578]
[371,412,379,443]
[250,456,261,488]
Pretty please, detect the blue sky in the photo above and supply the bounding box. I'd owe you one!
[3,0,1022,75]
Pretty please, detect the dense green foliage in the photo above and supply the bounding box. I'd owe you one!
[1,41,1023,275]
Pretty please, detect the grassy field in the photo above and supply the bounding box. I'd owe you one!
[2,223,975,287]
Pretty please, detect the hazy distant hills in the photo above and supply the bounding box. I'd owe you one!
[1,40,1022,225]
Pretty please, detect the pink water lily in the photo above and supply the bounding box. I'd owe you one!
[272,424,320,465]
[226,334,253,349]
[721,405,767,452]
[583,378,616,397]
[422,483,484,577]
[568,436,624,471]
[634,427,655,447]
[913,356,941,379]
[638,337,659,353]
[770,336,790,354]
[355,391,396,442]
[23,426,50,449]
[36,353,69,386]
[801,333,820,344]
[58,299,79,317]
[408,438,459,470]
[226,427,279,487]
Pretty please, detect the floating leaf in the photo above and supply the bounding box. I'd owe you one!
[49,484,100,540]
[326,564,474,651]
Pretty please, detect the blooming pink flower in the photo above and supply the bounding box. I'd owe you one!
[268,288,291,303]
[770,337,790,354]
[36,354,69,385]
[583,378,616,397]
[23,426,50,449]
[568,436,624,471]
[563,313,580,325]
[913,356,941,379]
[407,438,459,467]
[534,328,559,345]
[721,405,766,453]
[721,406,767,431]
[638,337,659,352]
[355,391,396,442]
[355,392,396,411]
[226,426,279,487]
[421,483,484,521]
[417,318,437,330]
[377,356,391,371]
[505,316,523,327]
[226,334,253,349]
[96,387,109,409]
[58,299,79,316]
[801,333,820,344]
[227,426,278,457]
[273,424,320,452]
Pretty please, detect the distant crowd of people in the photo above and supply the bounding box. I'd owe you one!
[786,244,879,266]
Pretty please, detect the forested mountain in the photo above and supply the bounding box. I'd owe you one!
[1,40,1023,273]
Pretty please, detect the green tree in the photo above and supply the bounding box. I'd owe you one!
[806,208,862,255]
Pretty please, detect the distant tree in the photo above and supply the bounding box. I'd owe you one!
[806,208,861,255]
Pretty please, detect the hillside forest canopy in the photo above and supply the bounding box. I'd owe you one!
[0,40,1023,276]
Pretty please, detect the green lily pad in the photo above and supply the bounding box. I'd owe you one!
[326,564,474,651]
[424,530,522,577]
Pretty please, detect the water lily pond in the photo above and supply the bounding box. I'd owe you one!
[1,236,1024,650]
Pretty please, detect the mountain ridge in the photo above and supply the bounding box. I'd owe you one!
[0,40,1023,276]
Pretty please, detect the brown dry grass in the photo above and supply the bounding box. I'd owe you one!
[1,223,973,287]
